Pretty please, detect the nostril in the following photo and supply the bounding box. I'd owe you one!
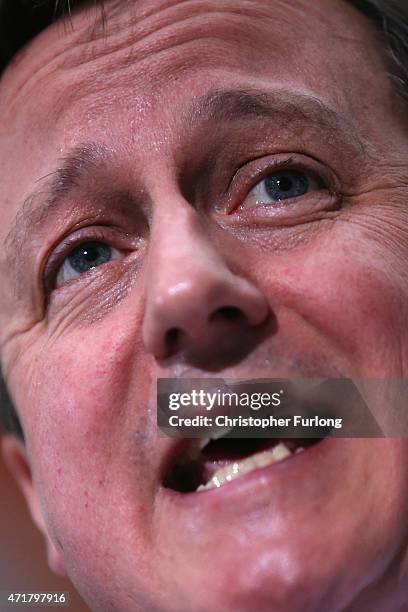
[210,306,244,323]
[165,327,181,352]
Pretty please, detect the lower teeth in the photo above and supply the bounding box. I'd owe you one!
[196,442,304,492]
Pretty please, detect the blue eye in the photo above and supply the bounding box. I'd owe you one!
[56,240,120,287]
[264,170,309,201]
[68,241,112,273]
[242,168,323,209]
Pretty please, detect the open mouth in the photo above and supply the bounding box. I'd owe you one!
[163,437,322,494]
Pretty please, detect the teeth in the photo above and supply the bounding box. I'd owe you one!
[197,442,294,492]
[208,426,235,441]
[198,428,234,450]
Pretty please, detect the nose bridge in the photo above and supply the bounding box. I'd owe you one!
[148,206,228,306]
[145,205,230,321]
[142,202,269,359]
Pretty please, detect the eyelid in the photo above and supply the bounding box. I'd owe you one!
[221,153,339,216]
[43,225,134,293]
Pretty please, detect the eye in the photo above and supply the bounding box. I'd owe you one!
[244,169,322,208]
[56,240,121,286]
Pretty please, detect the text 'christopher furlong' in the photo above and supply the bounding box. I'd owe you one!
[168,415,344,430]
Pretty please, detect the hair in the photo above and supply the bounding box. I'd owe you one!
[0,0,408,438]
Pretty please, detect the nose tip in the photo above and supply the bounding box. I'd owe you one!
[142,270,269,360]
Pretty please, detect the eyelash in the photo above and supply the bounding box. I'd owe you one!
[222,154,338,214]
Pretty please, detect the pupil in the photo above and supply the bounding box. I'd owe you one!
[276,176,293,192]
[83,246,99,262]
[68,241,111,274]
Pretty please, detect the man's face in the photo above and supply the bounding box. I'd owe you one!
[1,0,408,609]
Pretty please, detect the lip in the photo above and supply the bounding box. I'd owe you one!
[158,435,337,512]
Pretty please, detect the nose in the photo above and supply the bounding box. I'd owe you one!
[142,205,269,361]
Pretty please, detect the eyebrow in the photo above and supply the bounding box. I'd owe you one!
[4,87,363,283]
[5,141,109,270]
[188,88,363,147]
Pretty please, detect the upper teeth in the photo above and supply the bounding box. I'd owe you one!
[198,426,235,450]
[197,442,303,492]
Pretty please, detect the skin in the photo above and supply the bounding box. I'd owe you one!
[0,0,408,609]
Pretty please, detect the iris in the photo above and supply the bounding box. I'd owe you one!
[264,170,309,201]
[68,241,112,274]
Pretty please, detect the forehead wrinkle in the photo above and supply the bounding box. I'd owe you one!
[73,0,279,56]
[48,1,276,73]
[2,0,257,97]
[1,0,389,126]
[4,0,383,127]
[18,1,291,122]
[61,0,377,76]
[0,16,100,117]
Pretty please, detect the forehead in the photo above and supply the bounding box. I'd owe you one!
[0,0,387,129]
[0,0,394,216]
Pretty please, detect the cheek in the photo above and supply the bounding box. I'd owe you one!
[32,325,139,453]
[252,235,408,377]
[9,306,156,563]
[21,294,147,443]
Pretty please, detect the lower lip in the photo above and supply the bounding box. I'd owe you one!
[160,436,337,511]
